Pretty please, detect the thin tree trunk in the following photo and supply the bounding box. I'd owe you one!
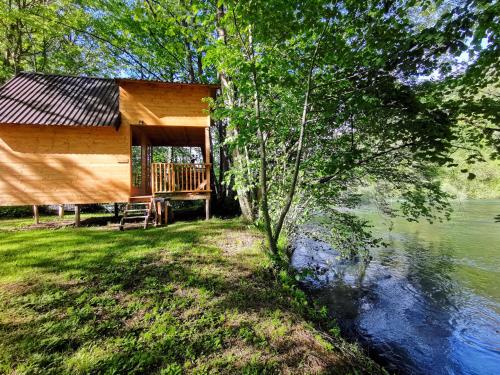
[247,28,276,254]
[256,108,276,254]
[197,53,203,79]
[272,72,312,242]
[272,29,325,243]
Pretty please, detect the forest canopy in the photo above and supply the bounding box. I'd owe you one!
[1,0,498,256]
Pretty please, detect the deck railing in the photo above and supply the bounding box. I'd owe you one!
[151,163,211,194]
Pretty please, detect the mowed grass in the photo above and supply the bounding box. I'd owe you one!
[0,217,380,374]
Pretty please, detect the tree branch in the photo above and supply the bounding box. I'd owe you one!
[318,142,418,184]
[57,20,164,80]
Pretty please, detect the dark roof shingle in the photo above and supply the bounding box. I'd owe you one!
[0,72,120,127]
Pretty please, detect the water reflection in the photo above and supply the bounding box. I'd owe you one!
[292,201,500,375]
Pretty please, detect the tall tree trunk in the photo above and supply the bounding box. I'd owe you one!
[216,4,256,221]
[196,53,203,79]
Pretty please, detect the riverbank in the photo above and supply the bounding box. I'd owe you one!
[292,200,500,374]
[0,217,382,374]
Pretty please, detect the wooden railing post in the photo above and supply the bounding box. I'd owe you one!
[190,164,193,191]
[162,163,165,192]
[170,163,174,192]
[206,163,210,193]
[151,164,156,194]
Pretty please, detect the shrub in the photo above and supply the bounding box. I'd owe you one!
[0,205,33,218]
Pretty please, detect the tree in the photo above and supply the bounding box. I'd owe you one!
[0,0,114,83]
[208,0,499,257]
[65,0,217,82]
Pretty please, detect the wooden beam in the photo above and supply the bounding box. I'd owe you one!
[114,203,119,218]
[205,198,211,220]
[155,192,210,200]
[58,204,64,218]
[156,200,162,226]
[167,200,169,225]
[33,205,39,224]
[204,128,211,207]
[204,127,210,162]
[141,134,148,195]
[75,205,81,227]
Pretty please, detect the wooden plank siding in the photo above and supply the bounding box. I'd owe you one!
[0,124,130,206]
[119,81,213,128]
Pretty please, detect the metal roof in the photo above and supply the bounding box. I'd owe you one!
[0,72,120,127]
[116,77,219,90]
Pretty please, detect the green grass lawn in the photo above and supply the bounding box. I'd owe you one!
[0,217,380,374]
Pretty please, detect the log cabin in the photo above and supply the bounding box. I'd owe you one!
[0,72,218,227]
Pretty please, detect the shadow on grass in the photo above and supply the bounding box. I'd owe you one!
[0,220,378,374]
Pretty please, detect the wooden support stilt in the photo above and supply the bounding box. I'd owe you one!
[75,205,80,227]
[58,204,64,218]
[165,202,170,225]
[33,205,39,224]
[205,198,210,220]
[114,203,119,218]
[156,200,162,226]
[163,201,167,225]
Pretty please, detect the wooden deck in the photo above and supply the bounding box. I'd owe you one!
[144,162,211,220]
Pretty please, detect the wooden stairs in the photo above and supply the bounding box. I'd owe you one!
[119,196,158,230]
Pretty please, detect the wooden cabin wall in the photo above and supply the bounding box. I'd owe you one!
[0,124,130,206]
[119,81,212,127]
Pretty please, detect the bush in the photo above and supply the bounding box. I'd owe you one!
[0,206,33,218]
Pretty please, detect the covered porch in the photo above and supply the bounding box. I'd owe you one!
[130,124,211,220]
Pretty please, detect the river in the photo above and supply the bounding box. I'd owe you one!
[291,200,500,374]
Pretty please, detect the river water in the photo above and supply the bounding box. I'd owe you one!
[291,200,500,374]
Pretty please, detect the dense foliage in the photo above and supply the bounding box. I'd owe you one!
[0,0,498,257]
[208,0,499,255]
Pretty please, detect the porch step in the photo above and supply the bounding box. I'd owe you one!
[125,209,148,214]
[129,195,153,203]
[119,197,158,230]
